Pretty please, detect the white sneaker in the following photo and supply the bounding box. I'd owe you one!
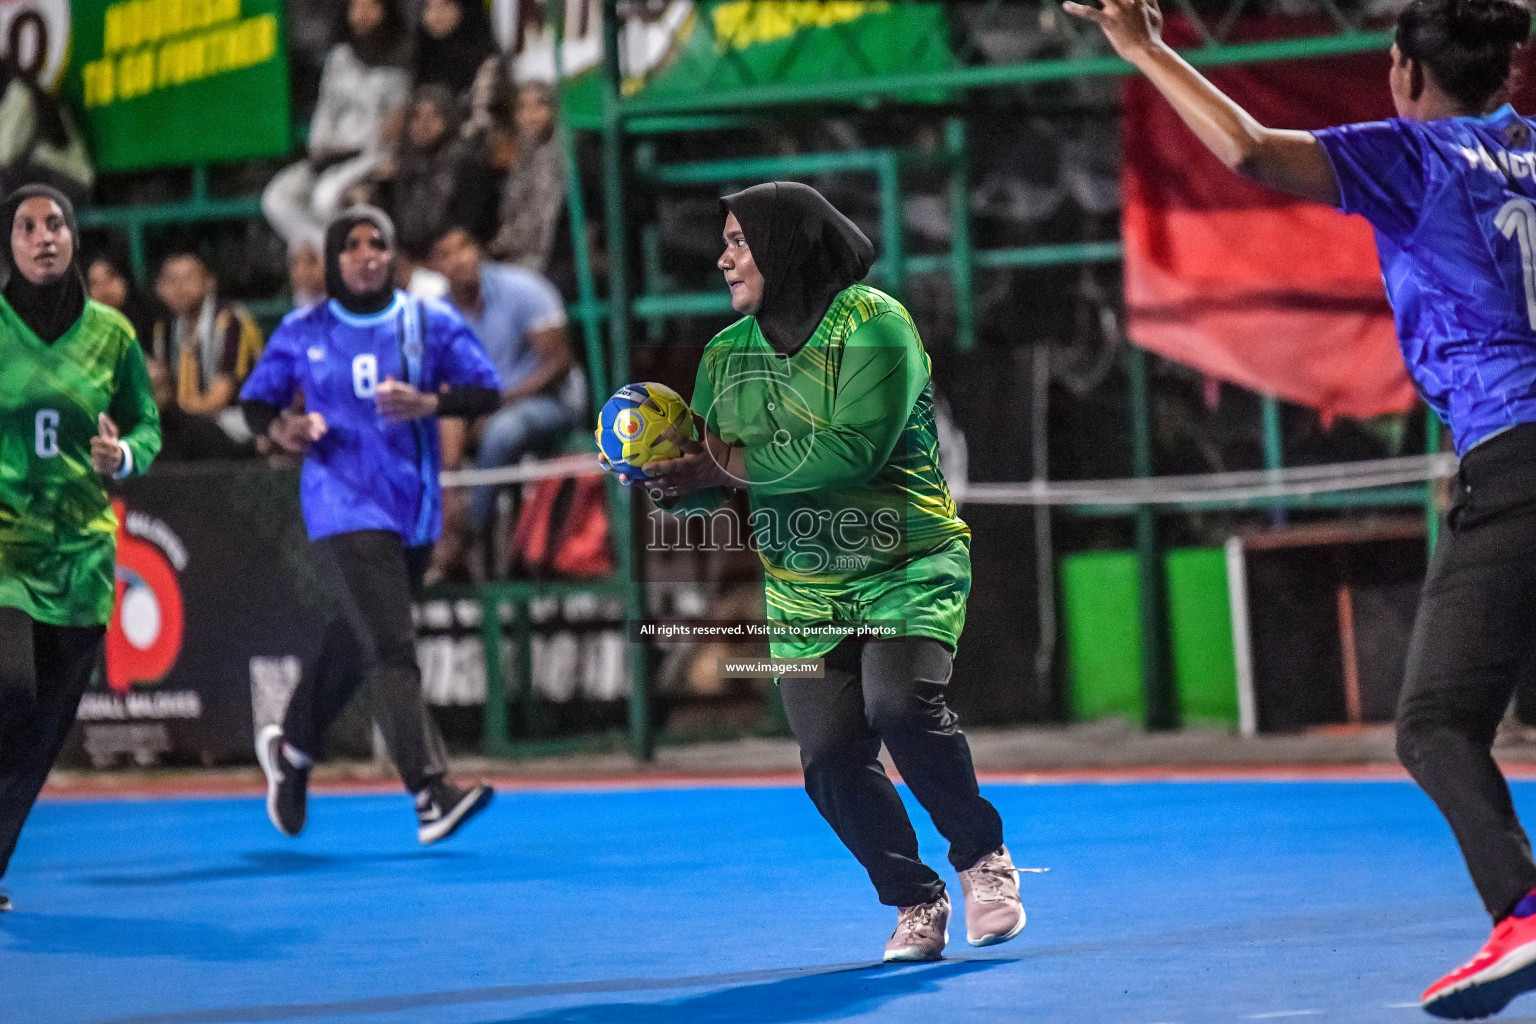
[957,846,1025,946]
[883,893,951,962]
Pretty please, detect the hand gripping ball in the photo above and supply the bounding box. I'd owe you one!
[597,382,696,481]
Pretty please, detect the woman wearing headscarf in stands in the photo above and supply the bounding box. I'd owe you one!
[0,185,160,911]
[241,206,501,847]
[613,182,1024,963]
[262,0,411,248]
[487,80,567,278]
[412,0,498,103]
[377,84,498,259]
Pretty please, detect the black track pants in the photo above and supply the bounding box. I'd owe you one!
[1398,423,1536,922]
[0,608,104,878]
[282,530,447,794]
[779,638,1005,907]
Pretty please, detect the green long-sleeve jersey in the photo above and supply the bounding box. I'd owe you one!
[0,298,161,626]
[683,284,970,659]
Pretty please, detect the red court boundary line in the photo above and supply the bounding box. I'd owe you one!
[40,761,1536,801]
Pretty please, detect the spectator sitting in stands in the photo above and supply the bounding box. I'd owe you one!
[463,52,516,172]
[428,225,582,580]
[150,252,265,445]
[85,249,163,345]
[262,0,410,248]
[412,0,497,103]
[144,357,245,462]
[375,84,497,259]
[488,82,564,276]
[288,230,326,310]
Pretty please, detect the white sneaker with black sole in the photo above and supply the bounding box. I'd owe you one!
[255,724,308,837]
[0,891,12,912]
[416,780,494,845]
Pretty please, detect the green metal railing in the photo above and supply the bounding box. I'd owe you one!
[76,166,261,284]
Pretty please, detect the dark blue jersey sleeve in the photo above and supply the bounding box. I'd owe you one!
[425,301,502,392]
[239,314,303,408]
[1312,119,1429,243]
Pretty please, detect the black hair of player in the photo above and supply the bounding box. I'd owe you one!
[1395,0,1531,111]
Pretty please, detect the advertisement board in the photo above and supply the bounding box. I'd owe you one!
[0,0,291,172]
[64,463,329,768]
[58,0,291,171]
[496,0,955,128]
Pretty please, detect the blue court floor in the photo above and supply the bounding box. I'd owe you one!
[0,778,1529,1024]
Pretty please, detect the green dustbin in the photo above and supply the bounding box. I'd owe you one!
[1059,547,1239,727]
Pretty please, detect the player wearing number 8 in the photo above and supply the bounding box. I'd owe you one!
[0,185,160,912]
[1064,0,1536,1014]
[240,206,502,845]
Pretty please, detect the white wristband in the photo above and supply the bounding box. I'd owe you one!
[113,440,133,479]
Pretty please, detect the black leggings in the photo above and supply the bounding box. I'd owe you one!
[780,638,1004,907]
[1398,423,1536,921]
[283,530,447,794]
[0,609,104,878]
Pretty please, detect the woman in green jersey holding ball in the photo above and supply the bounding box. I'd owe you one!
[629,182,1024,962]
[0,185,160,911]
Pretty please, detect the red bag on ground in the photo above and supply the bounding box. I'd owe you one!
[510,475,614,578]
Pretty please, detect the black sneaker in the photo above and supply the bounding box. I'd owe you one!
[0,891,12,912]
[415,780,493,845]
[255,724,308,837]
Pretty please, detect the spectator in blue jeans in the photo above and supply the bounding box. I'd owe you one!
[428,224,583,579]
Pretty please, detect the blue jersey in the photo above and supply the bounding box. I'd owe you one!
[240,292,500,546]
[1315,105,1536,454]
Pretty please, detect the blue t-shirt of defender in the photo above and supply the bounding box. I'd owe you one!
[240,292,500,546]
[1314,105,1536,455]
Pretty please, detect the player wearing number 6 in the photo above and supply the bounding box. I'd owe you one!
[1064,0,1536,1015]
[0,184,160,913]
[240,207,502,845]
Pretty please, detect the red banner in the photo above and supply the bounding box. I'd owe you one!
[1122,22,1417,420]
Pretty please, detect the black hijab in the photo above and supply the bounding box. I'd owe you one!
[2,184,85,343]
[720,182,874,355]
[325,205,398,316]
[413,0,496,98]
[349,0,409,67]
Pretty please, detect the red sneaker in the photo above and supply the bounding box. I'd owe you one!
[1423,913,1536,1019]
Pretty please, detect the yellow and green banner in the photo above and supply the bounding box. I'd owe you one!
[10,0,946,173]
[64,0,290,171]
[503,0,956,128]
